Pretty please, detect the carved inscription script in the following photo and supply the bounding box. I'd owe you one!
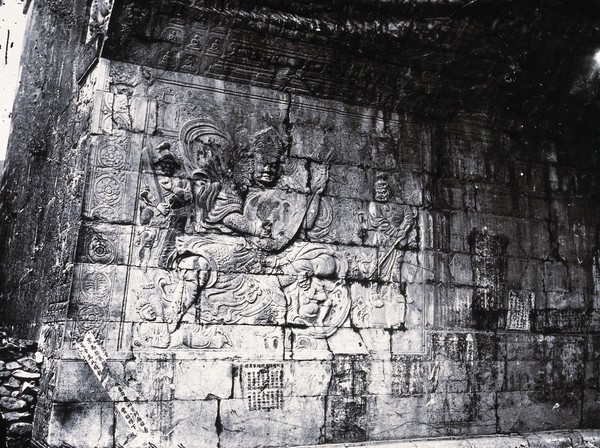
[129,118,420,353]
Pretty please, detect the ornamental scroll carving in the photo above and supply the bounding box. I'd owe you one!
[132,119,419,350]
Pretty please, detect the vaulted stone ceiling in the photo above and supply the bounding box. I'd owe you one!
[103,0,600,148]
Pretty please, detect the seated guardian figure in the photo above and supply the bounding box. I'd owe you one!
[158,120,349,339]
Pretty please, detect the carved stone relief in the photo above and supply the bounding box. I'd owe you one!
[74,62,428,365]
[505,290,533,331]
[391,355,426,397]
[69,264,127,346]
[351,172,420,330]
[95,136,129,170]
[85,0,114,42]
[130,120,378,351]
[76,223,132,266]
[84,168,137,223]
[67,70,427,362]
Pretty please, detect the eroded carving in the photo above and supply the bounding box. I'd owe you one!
[135,121,351,341]
[97,140,127,169]
[94,174,123,204]
[132,274,232,350]
[74,303,107,343]
[593,249,600,309]
[86,230,117,264]
[391,355,426,397]
[505,290,533,331]
[131,118,422,351]
[86,0,113,42]
[81,272,112,301]
[139,142,192,229]
[354,173,419,328]
[469,228,508,330]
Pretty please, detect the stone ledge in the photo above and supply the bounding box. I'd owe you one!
[295,430,600,447]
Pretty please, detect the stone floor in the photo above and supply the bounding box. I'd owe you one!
[297,430,600,448]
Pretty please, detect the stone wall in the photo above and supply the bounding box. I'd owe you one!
[0,0,96,338]
[31,59,600,447]
[0,1,599,447]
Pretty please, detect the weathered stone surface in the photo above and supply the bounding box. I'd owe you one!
[75,222,133,266]
[0,331,41,448]
[3,411,31,422]
[20,393,36,403]
[53,360,111,403]
[47,402,115,448]
[12,370,41,380]
[173,360,233,400]
[8,422,33,437]
[220,397,324,447]
[0,396,28,411]
[497,390,581,433]
[5,361,21,370]
[113,400,219,448]
[0,385,11,396]
[1,1,600,447]
[16,357,39,373]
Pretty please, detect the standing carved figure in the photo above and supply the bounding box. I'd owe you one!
[139,142,192,230]
[136,142,192,270]
[360,173,418,327]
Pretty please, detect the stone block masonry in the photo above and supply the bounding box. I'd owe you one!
[0,1,599,447]
[21,58,598,447]
[36,60,429,447]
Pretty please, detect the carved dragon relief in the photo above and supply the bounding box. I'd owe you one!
[131,119,419,351]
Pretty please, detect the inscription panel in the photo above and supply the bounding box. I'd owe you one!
[243,363,284,411]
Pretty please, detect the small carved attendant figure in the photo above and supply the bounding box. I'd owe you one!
[360,172,418,327]
[134,294,170,349]
[139,142,192,229]
[134,228,157,272]
[136,142,193,269]
[295,279,332,327]
[366,173,418,254]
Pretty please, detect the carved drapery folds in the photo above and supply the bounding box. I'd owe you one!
[131,118,420,350]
